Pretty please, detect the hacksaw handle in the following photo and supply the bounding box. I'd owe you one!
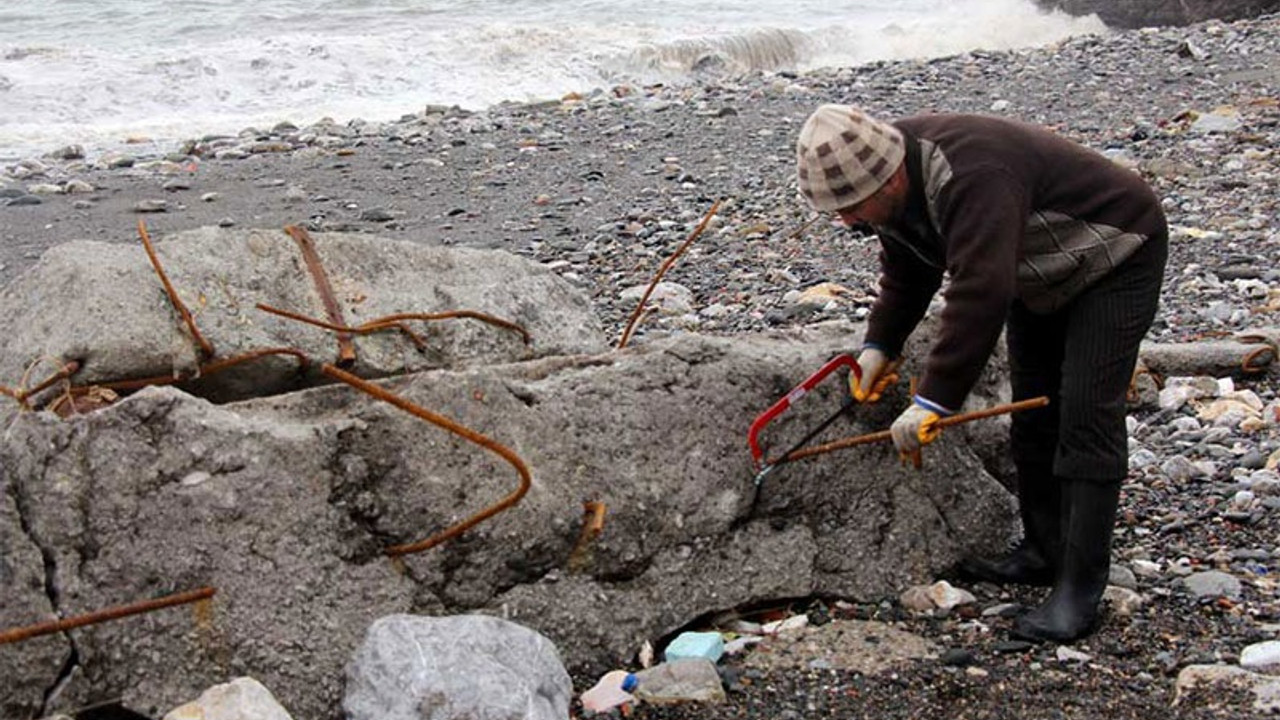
[747,353,860,468]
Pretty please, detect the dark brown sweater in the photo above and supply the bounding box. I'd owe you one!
[865,113,1167,412]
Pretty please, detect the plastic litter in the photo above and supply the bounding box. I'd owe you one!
[633,658,726,705]
[663,631,724,662]
[580,669,638,714]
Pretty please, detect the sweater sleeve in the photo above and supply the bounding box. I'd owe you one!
[916,166,1028,411]
[864,238,943,358]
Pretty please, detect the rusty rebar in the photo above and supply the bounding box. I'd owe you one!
[359,312,531,346]
[567,500,607,573]
[617,199,722,349]
[77,348,310,394]
[16,360,82,402]
[137,218,215,360]
[773,396,1051,466]
[319,363,532,556]
[1242,345,1275,374]
[284,225,357,367]
[255,303,429,349]
[257,303,529,348]
[0,586,216,646]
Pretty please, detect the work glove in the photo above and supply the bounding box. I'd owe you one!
[850,347,899,403]
[890,397,946,466]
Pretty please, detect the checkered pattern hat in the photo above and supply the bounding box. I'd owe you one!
[796,104,905,212]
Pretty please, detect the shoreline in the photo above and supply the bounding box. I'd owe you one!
[1,14,1276,343]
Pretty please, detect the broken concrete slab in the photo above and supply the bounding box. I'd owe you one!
[0,226,607,411]
[0,323,1016,718]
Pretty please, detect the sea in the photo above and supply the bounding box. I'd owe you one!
[0,0,1108,161]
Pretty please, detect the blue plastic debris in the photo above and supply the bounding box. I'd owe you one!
[663,631,725,663]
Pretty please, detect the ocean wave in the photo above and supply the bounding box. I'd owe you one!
[611,28,813,77]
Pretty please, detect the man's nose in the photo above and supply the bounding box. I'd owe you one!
[837,208,862,226]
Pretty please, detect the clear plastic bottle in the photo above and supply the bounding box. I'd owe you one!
[632,658,725,704]
[579,669,639,714]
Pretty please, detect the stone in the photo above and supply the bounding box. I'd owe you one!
[163,677,294,720]
[343,614,571,720]
[1241,641,1280,672]
[1103,586,1146,616]
[1182,570,1243,600]
[1174,664,1280,713]
[619,281,694,316]
[0,228,608,410]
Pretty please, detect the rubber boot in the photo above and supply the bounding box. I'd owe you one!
[1012,477,1120,643]
[958,464,1060,586]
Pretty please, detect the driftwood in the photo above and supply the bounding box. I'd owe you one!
[1138,329,1279,381]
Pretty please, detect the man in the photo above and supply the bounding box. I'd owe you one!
[795,104,1167,642]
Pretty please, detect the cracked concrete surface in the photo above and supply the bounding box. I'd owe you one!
[1,321,1018,718]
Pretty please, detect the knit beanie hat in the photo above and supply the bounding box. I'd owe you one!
[796,104,905,212]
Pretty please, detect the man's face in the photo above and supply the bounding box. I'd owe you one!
[834,163,907,228]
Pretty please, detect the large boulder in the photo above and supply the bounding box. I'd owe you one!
[0,322,1017,718]
[1036,0,1280,28]
[0,227,606,411]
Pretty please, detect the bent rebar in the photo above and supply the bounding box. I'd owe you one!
[0,586,216,646]
[319,363,532,556]
[137,219,215,360]
[257,303,530,348]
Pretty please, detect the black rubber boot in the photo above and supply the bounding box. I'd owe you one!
[1012,477,1120,643]
[959,464,1061,587]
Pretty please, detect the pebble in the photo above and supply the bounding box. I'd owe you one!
[1182,570,1243,600]
[1241,641,1280,671]
[132,199,168,213]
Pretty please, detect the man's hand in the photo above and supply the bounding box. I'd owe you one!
[850,347,898,403]
[890,400,944,463]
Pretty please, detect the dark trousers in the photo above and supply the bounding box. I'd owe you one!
[1006,231,1168,480]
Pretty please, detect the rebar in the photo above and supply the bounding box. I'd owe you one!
[617,199,722,349]
[256,303,529,348]
[284,225,357,367]
[319,363,532,556]
[137,219,215,360]
[1242,345,1275,374]
[71,348,310,394]
[567,500,607,573]
[0,586,216,645]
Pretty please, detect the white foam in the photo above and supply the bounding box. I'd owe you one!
[0,0,1107,161]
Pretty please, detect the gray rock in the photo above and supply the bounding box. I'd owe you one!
[1182,570,1243,599]
[1241,640,1280,672]
[343,615,570,720]
[0,228,608,410]
[1109,564,1139,590]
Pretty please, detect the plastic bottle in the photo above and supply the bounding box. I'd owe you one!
[633,658,726,704]
[579,669,639,714]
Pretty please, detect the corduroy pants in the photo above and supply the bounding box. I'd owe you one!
[1006,231,1168,480]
